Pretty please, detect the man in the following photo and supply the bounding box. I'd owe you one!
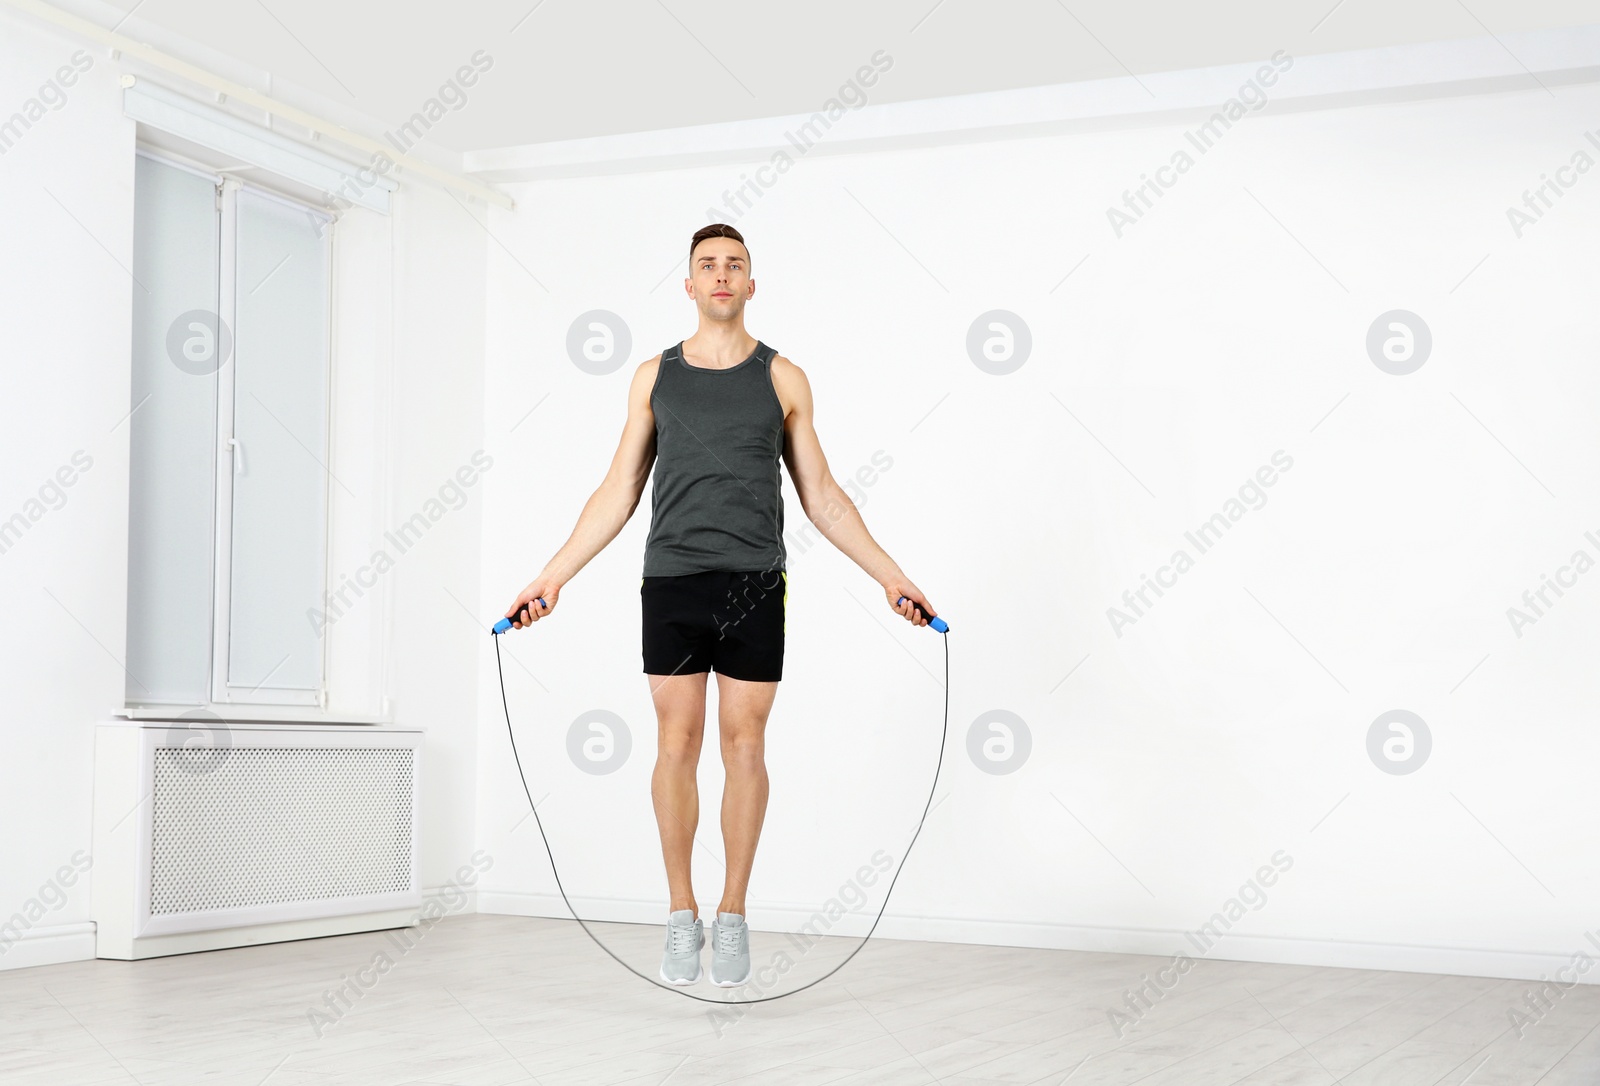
[503,223,938,987]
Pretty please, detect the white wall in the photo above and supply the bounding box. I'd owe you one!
[382,185,489,887]
[0,13,137,971]
[0,14,489,969]
[475,79,1600,982]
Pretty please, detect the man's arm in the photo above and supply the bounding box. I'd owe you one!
[772,355,937,625]
[503,357,659,626]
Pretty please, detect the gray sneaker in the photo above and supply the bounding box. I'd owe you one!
[659,908,703,985]
[709,912,752,987]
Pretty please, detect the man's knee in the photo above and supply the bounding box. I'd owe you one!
[658,728,702,761]
[719,731,765,766]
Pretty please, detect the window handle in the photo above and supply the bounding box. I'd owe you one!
[227,436,244,476]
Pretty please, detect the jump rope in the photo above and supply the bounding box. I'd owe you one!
[490,594,949,1004]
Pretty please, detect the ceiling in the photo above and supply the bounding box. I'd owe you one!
[86,0,1600,153]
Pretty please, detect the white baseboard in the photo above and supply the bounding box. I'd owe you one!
[476,889,1598,987]
[0,884,483,972]
[10,890,1587,989]
[0,921,97,972]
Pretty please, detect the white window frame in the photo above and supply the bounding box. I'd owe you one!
[130,147,338,712]
[212,176,336,709]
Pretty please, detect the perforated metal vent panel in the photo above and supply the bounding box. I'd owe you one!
[149,748,414,916]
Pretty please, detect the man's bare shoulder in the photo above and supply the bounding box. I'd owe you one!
[625,355,662,412]
[769,353,811,417]
[770,351,804,375]
[770,352,810,388]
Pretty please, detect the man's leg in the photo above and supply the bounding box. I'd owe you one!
[649,672,709,915]
[714,674,778,916]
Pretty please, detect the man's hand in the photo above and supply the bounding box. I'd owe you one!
[505,578,560,628]
[883,578,936,627]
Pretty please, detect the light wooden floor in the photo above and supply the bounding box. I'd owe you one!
[1,914,1594,1085]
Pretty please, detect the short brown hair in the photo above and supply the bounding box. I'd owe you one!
[690,223,749,265]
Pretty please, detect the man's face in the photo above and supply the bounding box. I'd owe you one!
[687,238,753,319]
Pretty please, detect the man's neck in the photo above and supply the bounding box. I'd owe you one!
[685,322,758,368]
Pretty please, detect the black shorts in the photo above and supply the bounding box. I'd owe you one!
[641,569,786,682]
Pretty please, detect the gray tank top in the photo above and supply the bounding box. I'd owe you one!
[642,340,787,577]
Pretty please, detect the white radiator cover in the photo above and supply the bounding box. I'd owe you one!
[93,722,423,959]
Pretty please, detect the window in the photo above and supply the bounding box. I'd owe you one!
[127,150,333,709]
